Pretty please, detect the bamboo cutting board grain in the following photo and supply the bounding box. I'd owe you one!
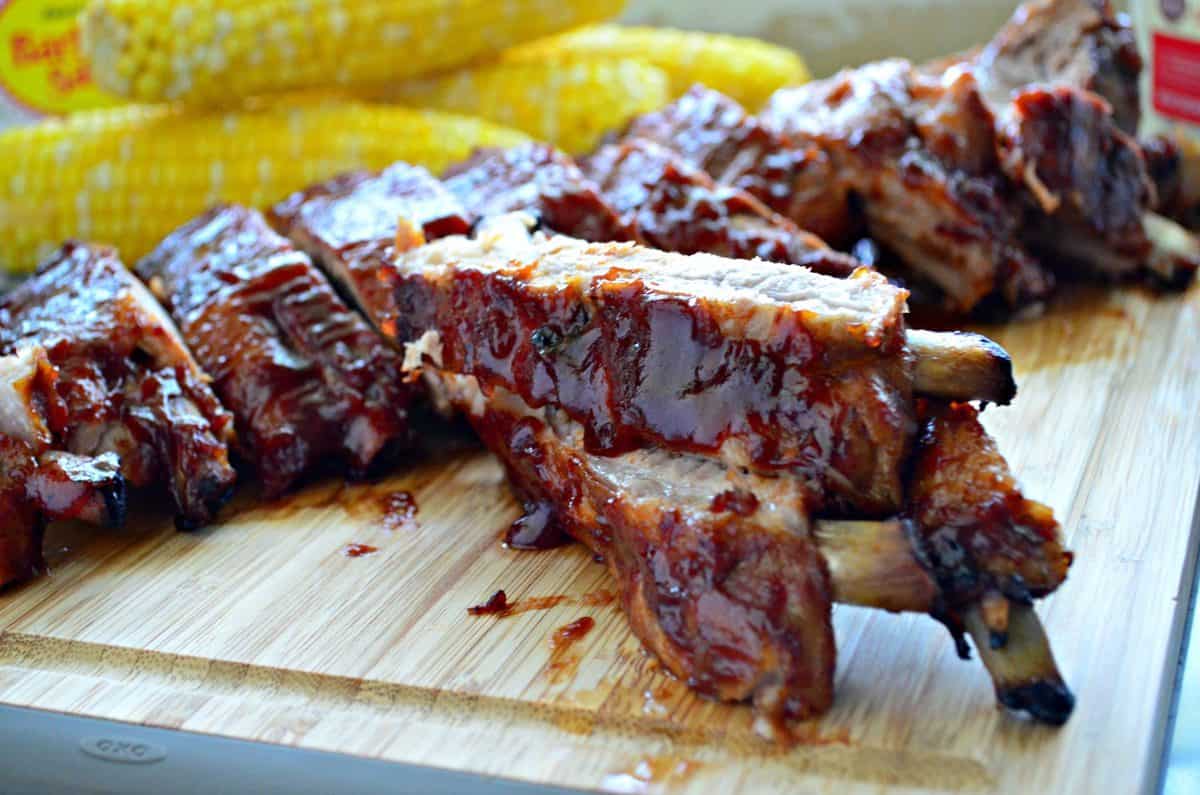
[0,282,1198,795]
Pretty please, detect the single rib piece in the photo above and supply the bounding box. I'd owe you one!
[758,64,1053,315]
[431,371,1071,728]
[436,372,838,729]
[0,243,236,529]
[393,217,915,514]
[269,163,471,338]
[138,205,417,497]
[585,137,860,277]
[908,400,1071,609]
[970,0,1142,135]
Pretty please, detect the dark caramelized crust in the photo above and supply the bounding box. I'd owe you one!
[444,143,635,243]
[907,401,1071,608]
[26,451,126,529]
[434,373,1071,728]
[138,205,416,496]
[394,222,916,513]
[0,436,45,587]
[972,0,1142,135]
[1143,135,1200,232]
[269,163,471,337]
[997,86,1152,241]
[585,138,860,278]
[623,87,855,246]
[0,243,235,528]
[960,0,1194,287]
[440,377,836,727]
[761,65,1053,314]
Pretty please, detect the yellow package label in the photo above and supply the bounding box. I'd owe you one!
[0,0,120,115]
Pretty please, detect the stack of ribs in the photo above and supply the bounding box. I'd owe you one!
[16,0,1171,731]
[270,151,1072,730]
[619,0,1198,315]
[0,243,236,585]
[0,163,1074,733]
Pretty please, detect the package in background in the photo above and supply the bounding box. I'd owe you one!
[1137,0,1200,219]
[0,0,119,128]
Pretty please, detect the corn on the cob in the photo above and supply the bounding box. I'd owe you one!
[82,0,627,106]
[388,58,669,154]
[0,100,528,273]
[506,25,811,110]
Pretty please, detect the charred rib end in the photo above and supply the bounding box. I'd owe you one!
[997,678,1076,727]
[966,602,1074,727]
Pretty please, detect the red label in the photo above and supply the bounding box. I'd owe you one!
[1153,32,1200,125]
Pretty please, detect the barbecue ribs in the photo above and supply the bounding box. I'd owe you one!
[423,367,1071,730]
[388,215,1016,515]
[269,163,471,339]
[0,243,235,586]
[138,205,418,497]
[383,217,1069,727]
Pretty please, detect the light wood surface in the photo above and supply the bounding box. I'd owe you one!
[1,282,1198,795]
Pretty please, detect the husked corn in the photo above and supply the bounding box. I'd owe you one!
[82,0,627,105]
[0,100,528,273]
[507,25,811,110]
[389,58,669,154]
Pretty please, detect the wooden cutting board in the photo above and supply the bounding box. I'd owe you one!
[1,281,1198,795]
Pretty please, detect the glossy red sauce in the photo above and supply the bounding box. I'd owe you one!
[342,543,378,558]
[467,589,510,616]
[552,616,595,647]
[466,590,571,618]
[588,138,859,278]
[136,206,414,498]
[505,502,570,549]
[545,616,596,684]
[397,263,911,513]
[579,589,617,607]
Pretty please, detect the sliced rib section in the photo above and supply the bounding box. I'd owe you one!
[391,219,915,514]
[138,205,416,497]
[269,163,471,338]
[0,243,235,528]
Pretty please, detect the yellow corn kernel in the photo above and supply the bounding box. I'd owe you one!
[506,24,811,110]
[0,99,528,273]
[82,0,627,106]
[388,58,669,155]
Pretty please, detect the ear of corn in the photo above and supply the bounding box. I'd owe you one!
[505,24,811,110]
[82,0,627,106]
[0,100,528,273]
[387,57,670,154]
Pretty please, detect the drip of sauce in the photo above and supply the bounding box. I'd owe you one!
[379,490,418,531]
[505,502,571,549]
[709,489,760,516]
[467,589,510,616]
[467,591,571,618]
[552,616,595,646]
[342,542,378,558]
[546,616,595,684]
